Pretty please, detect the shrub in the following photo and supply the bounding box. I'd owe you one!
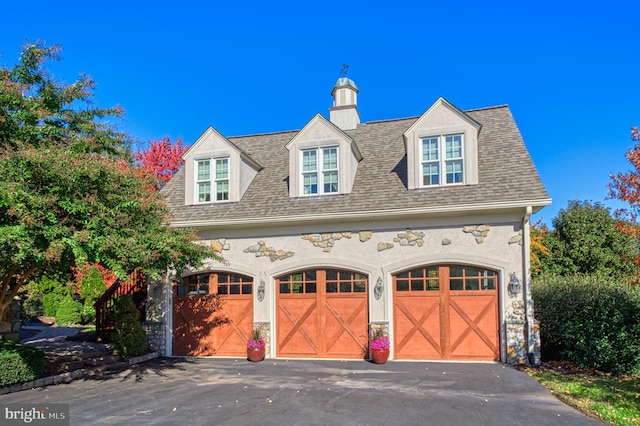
[55,295,83,326]
[81,301,95,325]
[22,296,44,319]
[533,273,640,376]
[112,295,146,356]
[42,293,62,317]
[0,340,45,387]
[80,266,106,303]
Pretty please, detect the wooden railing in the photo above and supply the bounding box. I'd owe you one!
[94,271,146,342]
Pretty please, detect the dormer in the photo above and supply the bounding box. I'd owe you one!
[403,98,482,190]
[286,114,362,198]
[183,126,262,205]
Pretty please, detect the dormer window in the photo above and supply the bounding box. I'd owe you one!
[196,157,229,203]
[421,134,464,187]
[403,98,480,191]
[301,147,339,195]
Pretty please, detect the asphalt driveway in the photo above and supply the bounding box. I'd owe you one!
[0,358,601,425]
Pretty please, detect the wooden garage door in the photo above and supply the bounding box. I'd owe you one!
[276,269,368,359]
[173,272,253,356]
[393,265,499,361]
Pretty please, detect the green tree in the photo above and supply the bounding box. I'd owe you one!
[539,200,638,278]
[0,41,217,322]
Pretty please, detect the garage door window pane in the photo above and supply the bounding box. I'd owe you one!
[340,282,351,292]
[280,283,290,293]
[450,279,464,291]
[450,266,463,277]
[218,285,228,295]
[465,279,479,290]
[326,282,338,293]
[482,278,495,290]
[354,281,366,292]
[306,282,317,293]
[426,279,439,291]
[326,270,338,280]
[411,280,424,291]
[229,284,240,294]
[242,284,253,294]
[396,280,409,291]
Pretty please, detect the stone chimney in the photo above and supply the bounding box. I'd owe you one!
[329,77,360,131]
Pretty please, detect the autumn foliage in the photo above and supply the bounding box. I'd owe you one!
[134,137,188,190]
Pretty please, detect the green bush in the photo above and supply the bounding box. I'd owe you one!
[113,295,146,356]
[80,266,105,303]
[81,301,95,325]
[533,273,640,376]
[0,340,45,387]
[22,296,44,319]
[42,292,62,317]
[55,295,83,326]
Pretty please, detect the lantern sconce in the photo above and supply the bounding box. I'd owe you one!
[374,277,384,300]
[508,273,521,297]
[257,272,266,302]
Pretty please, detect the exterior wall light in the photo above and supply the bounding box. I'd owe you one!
[508,273,521,297]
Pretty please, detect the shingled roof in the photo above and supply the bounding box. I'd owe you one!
[163,105,549,227]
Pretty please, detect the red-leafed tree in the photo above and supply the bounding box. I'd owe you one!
[609,126,640,226]
[134,137,188,190]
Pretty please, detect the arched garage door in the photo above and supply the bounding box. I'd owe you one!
[393,265,499,361]
[276,269,368,358]
[173,272,253,356]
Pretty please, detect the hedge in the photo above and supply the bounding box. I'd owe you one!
[0,340,45,387]
[532,273,640,376]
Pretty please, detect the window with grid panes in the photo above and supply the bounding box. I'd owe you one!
[420,134,464,187]
[301,147,339,195]
[195,158,229,203]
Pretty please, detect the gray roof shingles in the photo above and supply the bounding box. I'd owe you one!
[163,105,549,225]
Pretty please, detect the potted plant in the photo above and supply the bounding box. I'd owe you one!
[369,328,390,364]
[247,326,266,362]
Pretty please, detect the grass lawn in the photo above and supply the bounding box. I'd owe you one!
[522,361,640,426]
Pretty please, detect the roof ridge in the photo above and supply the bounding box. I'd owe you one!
[229,128,300,139]
[464,104,509,112]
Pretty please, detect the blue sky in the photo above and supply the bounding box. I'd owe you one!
[2,1,639,226]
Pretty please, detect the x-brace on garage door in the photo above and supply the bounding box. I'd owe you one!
[393,265,499,361]
[276,269,369,359]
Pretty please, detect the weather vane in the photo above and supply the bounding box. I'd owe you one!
[340,64,349,78]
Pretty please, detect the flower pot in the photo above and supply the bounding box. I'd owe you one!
[247,347,265,362]
[371,348,389,364]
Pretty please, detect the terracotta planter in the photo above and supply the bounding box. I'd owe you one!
[371,348,390,364]
[247,347,265,362]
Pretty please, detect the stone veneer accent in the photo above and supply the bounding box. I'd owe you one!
[369,322,389,341]
[210,238,231,253]
[301,231,352,252]
[0,298,21,341]
[462,224,491,244]
[393,230,425,247]
[143,321,165,353]
[377,242,394,251]
[506,320,541,365]
[509,229,523,246]
[244,241,294,261]
[359,231,372,242]
[255,322,271,356]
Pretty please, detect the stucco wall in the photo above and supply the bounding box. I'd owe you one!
[155,211,535,362]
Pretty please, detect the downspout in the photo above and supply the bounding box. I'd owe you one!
[165,277,173,357]
[523,206,535,364]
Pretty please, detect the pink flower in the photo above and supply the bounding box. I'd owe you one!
[247,338,266,350]
[370,336,390,351]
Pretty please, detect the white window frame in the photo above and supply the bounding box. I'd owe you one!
[300,147,339,196]
[420,133,464,187]
[195,157,230,203]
